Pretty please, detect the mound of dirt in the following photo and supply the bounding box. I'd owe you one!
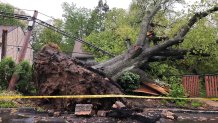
[33,44,123,110]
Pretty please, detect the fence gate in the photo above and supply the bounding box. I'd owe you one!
[182,75,199,97]
[205,75,218,97]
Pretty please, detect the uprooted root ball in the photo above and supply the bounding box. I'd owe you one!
[33,44,123,110]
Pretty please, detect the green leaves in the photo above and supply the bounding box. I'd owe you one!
[15,61,33,94]
[84,8,139,61]
[0,58,15,90]
[62,2,90,38]
[201,0,206,3]
[86,0,109,34]
[0,3,25,28]
[118,72,140,92]
[180,17,218,73]
[32,19,66,52]
[0,58,33,94]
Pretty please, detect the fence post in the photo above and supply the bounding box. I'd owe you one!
[205,76,209,97]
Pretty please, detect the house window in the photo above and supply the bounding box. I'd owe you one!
[17,47,20,52]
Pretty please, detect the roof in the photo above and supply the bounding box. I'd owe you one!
[0,26,22,38]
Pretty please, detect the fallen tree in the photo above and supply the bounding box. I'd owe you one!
[32,1,218,109]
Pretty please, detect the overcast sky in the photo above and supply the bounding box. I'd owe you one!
[2,0,132,21]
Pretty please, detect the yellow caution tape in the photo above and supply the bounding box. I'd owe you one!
[0,95,218,100]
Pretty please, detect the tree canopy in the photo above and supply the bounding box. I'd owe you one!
[0,3,25,28]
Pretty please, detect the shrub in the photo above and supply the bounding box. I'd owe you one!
[169,83,185,98]
[0,57,15,90]
[0,58,34,94]
[148,62,188,106]
[118,72,140,92]
[168,82,187,106]
[15,61,33,94]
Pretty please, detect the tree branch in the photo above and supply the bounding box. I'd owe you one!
[178,7,218,38]
[136,0,169,47]
[140,6,218,58]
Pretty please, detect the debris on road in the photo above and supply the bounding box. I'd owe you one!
[143,82,169,95]
[97,110,108,117]
[133,82,169,95]
[161,110,178,120]
[113,101,126,109]
[133,86,159,95]
[75,104,93,116]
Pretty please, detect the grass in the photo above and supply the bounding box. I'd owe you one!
[191,101,202,108]
[0,90,21,108]
[175,100,187,107]
[0,101,16,108]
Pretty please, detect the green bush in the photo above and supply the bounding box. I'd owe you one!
[168,82,187,106]
[169,83,185,98]
[15,61,33,94]
[118,72,140,92]
[0,57,15,90]
[0,58,33,94]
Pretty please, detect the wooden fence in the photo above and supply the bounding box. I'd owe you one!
[182,75,218,97]
[205,75,218,97]
[182,75,200,97]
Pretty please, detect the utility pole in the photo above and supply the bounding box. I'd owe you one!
[1,29,7,59]
[17,10,38,62]
[8,10,38,91]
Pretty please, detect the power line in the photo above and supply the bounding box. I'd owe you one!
[0,11,115,57]
[38,11,57,20]
[14,7,57,21]
[0,11,31,21]
[14,8,35,12]
[36,19,115,57]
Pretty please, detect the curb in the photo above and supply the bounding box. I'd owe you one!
[144,108,218,114]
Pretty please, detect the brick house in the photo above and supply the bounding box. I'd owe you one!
[0,26,33,64]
